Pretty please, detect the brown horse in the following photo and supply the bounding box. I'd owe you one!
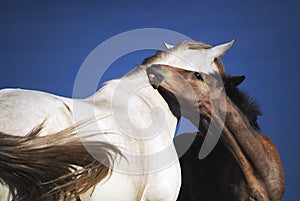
[146,64,285,201]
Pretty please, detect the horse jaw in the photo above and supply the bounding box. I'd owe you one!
[207,40,235,58]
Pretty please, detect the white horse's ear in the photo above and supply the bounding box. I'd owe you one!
[163,42,175,49]
[208,40,235,58]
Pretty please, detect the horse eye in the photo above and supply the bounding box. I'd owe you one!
[194,72,203,81]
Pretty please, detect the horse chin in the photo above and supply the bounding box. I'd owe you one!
[152,83,161,89]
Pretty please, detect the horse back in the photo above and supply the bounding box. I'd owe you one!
[0,88,74,136]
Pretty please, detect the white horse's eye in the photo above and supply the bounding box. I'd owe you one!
[194,72,203,81]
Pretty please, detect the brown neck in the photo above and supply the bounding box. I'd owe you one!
[220,97,282,200]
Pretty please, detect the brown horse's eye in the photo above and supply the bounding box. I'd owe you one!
[194,72,203,81]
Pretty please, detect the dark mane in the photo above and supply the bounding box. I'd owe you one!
[223,74,263,131]
[141,50,166,66]
[0,124,122,201]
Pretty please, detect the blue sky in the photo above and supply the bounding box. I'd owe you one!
[0,1,299,200]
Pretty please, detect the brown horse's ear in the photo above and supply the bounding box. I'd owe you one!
[229,75,245,87]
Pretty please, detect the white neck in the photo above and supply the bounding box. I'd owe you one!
[85,66,178,174]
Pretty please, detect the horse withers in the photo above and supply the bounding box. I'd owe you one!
[146,64,285,201]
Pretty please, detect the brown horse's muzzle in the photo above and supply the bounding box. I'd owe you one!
[146,64,165,89]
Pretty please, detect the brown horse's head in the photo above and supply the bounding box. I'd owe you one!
[147,64,211,126]
[146,64,262,131]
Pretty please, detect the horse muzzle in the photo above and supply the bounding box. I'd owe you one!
[146,64,165,89]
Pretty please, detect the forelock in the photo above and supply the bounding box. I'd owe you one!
[141,40,226,77]
[175,40,212,50]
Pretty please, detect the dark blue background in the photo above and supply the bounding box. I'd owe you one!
[0,1,299,200]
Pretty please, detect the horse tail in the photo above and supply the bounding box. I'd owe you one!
[0,124,122,201]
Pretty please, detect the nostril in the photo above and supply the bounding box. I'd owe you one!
[147,72,163,89]
[150,74,163,83]
[148,74,155,82]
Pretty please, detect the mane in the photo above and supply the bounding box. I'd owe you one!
[0,123,122,201]
[223,74,263,131]
[141,40,226,78]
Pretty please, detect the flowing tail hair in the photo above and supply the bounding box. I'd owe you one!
[0,123,122,201]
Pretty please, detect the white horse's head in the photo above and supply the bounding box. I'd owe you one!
[142,40,234,75]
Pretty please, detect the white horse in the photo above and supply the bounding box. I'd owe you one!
[0,40,233,201]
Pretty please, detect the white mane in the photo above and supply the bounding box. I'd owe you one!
[141,40,233,74]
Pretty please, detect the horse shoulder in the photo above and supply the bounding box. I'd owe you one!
[256,134,285,200]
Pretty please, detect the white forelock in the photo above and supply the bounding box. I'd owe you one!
[156,40,234,74]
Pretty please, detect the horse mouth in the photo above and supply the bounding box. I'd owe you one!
[146,65,164,89]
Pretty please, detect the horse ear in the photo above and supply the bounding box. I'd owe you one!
[229,75,245,87]
[163,42,175,49]
[208,40,235,58]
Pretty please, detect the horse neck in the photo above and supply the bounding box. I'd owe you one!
[91,67,146,100]
[88,66,178,145]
